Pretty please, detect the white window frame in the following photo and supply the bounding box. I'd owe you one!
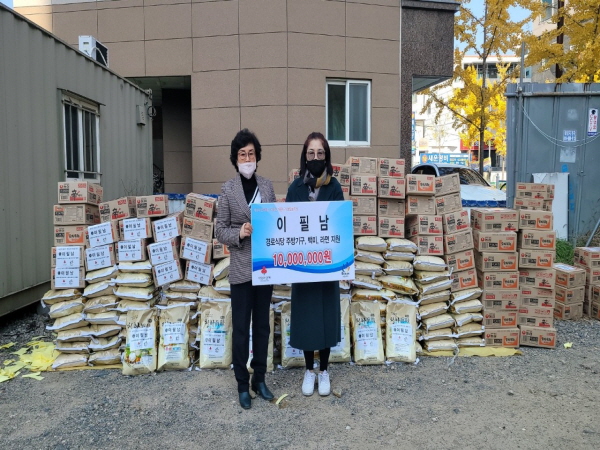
[326,79,371,147]
[62,93,101,182]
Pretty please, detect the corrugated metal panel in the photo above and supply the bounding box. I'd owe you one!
[0,6,152,306]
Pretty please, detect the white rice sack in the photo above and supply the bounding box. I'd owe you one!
[113,286,156,301]
[49,298,85,319]
[382,261,413,277]
[85,265,119,283]
[453,322,485,338]
[457,337,485,347]
[274,283,291,291]
[89,349,122,365]
[354,249,386,265]
[452,312,484,327]
[42,289,82,305]
[52,353,88,370]
[382,251,415,262]
[330,299,352,364]
[198,285,229,300]
[118,261,152,273]
[247,309,276,373]
[213,278,231,295]
[415,341,424,356]
[89,336,122,352]
[199,300,233,369]
[85,311,120,325]
[115,272,153,287]
[339,280,352,292]
[54,341,90,354]
[272,289,292,301]
[449,287,483,305]
[418,302,449,320]
[351,289,396,302]
[424,339,458,352]
[164,291,197,302]
[352,275,383,290]
[378,275,418,296]
[421,313,455,332]
[416,290,451,306]
[355,261,384,277]
[449,299,483,315]
[123,309,158,375]
[169,280,202,292]
[213,257,230,280]
[117,314,127,327]
[280,302,305,368]
[386,238,418,253]
[83,280,115,299]
[90,324,122,338]
[83,295,119,314]
[113,299,153,313]
[355,236,387,253]
[47,313,88,331]
[416,279,453,295]
[350,301,385,365]
[413,270,450,284]
[157,305,190,371]
[413,256,447,272]
[419,328,455,341]
[385,300,417,363]
[340,293,351,302]
[56,327,93,343]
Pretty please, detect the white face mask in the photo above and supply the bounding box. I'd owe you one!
[238,161,256,179]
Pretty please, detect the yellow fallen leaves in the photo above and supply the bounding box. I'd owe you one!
[564,342,573,349]
[0,339,58,383]
[0,342,15,350]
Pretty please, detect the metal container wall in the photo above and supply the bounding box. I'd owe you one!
[506,83,600,240]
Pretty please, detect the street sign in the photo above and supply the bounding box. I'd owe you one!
[419,153,469,166]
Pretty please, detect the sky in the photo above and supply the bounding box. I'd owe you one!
[1,0,13,8]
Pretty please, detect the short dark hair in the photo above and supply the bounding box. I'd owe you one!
[299,132,333,177]
[230,128,262,171]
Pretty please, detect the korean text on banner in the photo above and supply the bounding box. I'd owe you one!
[251,201,355,285]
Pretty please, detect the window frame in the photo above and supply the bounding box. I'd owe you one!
[326,79,371,147]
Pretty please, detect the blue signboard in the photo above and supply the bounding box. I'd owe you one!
[420,153,469,166]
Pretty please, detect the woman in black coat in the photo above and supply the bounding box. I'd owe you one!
[286,132,344,397]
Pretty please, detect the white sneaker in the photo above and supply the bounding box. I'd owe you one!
[302,370,316,396]
[318,370,331,396]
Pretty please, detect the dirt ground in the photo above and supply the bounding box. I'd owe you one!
[1,306,600,450]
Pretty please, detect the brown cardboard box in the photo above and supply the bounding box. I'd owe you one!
[519,305,553,320]
[117,239,149,263]
[57,181,103,205]
[450,268,478,292]
[51,246,85,268]
[518,249,555,269]
[51,267,86,290]
[180,237,212,264]
[212,239,230,260]
[136,195,169,218]
[182,217,214,242]
[98,197,136,223]
[518,312,554,328]
[483,311,519,329]
[443,249,475,272]
[377,198,405,218]
[409,235,444,256]
[521,287,555,309]
[554,263,586,288]
[347,156,378,175]
[54,225,88,247]
[434,173,460,196]
[471,208,519,232]
[583,267,600,285]
[148,238,180,266]
[351,175,378,196]
[378,158,405,177]
[184,193,217,221]
[378,217,405,238]
[519,326,557,348]
[406,215,442,237]
[87,221,119,248]
[152,211,184,243]
[477,271,520,290]
[84,244,116,271]
[331,164,351,186]
[288,168,301,183]
[481,290,520,310]
[120,218,153,241]
[515,182,554,200]
[405,195,436,215]
[554,302,584,320]
[590,285,600,303]
[512,198,553,211]
[473,230,517,253]
[341,185,350,200]
[152,259,183,287]
[555,285,585,305]
[353,215,378,236]
[518,230,556,250]
[378,177,406,199]
[435,192,462,215]
[574,246,600,268]
[405,174,435,196]
[53,204,99,225]
[442,210,470,234]
[444,229,474,254]
[185,260,214,286]
[484,328,520,347]
[590,301,600,320]
[518,210,553,231]
[350,196,377,216]
[475,251,518,272]
[519,268,556,290]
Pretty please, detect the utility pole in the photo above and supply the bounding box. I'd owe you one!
[555,0,564,80]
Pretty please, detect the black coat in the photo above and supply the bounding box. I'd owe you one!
[286,176,344,351]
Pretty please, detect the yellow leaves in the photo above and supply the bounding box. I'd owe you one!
[0,342,15,350]
[0,340,58,383]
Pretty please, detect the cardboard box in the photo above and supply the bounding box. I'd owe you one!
[406,215,442,237]
[471,208,519,232]
[405,174,435,196]
[212,239,230,260]
[519,269,556,290]
[443,249,475,272]
[405,195,436,215]
[475,251,518,272]
[51,246,85,268]
[117,239,149,263]
[185,261,214,286]
[435,192,463,215]
[512,198,553,211]
[378,216,405,238]
[483,311,519,329]
[450,268,478,292]
[378,158,405,177]
[554,263,586,288]
[180,237,211,264]
[351,175,378,196]
[444,229,474,255]
[473,230,517,253]
[341,185,350,200]
[554,301,584,320]
[590,301,600,320]
[288,168,301,183]
[53,204,99,225]
[98,197,136,223]
[555,285,585,305]
[583,267,600,285]
[353,215,378,236]
[434,173,460,196]
[184,193,217,221]
[182,217,214,242]
[87,221,119,248]
[136,195,169,218]
[442,210,470,234]
[51,267,86,290]
[331,164,351,186]
[519,305,553,320]
[409,235,444,255]
[477,271,520,290]
[521,287,555,309]
[519,326,556,348]
[518,249,555,269]
[57,181,103,205]
[574,247,600,268]
[377,198,405,218]
[590,285,600,303]
[84,244,116,271]
[378,177,406,199]
[120,218,153,241]
[148,238,180,266]
[484,328,520,347]
[152,211,183,242]
[515,182,554,200]
[152,259,183,287]
[518,210,553,231]
[518,311,554,328]
[481,290,520,310]
[350,196,377,216]
[54,225,88,246]
[347,156,378,175]
[518,230,556,250]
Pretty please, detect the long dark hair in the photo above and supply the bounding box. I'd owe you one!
[299,132,333,177]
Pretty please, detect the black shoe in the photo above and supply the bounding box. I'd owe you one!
[251,380,274,401]
[239,391,252,409]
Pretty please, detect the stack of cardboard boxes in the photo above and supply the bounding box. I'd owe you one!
[553,263,586,320]
[573,246,600,319]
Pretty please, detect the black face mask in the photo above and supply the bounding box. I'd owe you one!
[306,159,326,177]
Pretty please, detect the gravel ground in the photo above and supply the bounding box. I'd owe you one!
[1,305,600,450]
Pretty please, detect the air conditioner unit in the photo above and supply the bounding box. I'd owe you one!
[78,35,109,68]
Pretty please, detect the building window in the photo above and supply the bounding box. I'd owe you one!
[542,0,555,21]
[326,80,371,146]
[62,94,100,181]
